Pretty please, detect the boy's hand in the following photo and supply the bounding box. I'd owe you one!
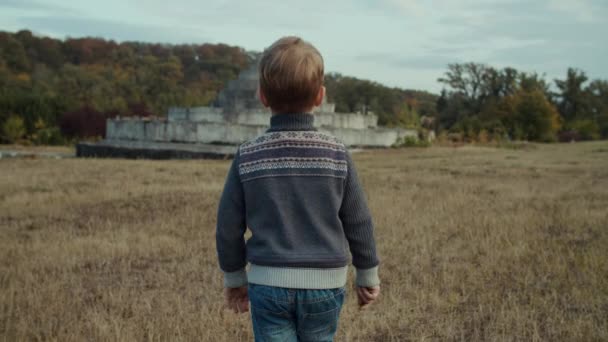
[224,286,249,314]
[357,285,380,309]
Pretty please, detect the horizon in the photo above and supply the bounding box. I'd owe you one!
[1,0,607,93]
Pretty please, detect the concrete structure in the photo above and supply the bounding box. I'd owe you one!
[77,62,416,159]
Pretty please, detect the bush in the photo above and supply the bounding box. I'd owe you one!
[393,135,430,148]
[2,114,26,143]
[27,118,65,145]
[566,119,601,141]
[512,89,561,142]
[477,129,490,144]
[33,126,65,145]
[447,132,464,143]
[436,130,449,144]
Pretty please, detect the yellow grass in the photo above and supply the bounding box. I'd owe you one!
[1,142,607,341]
[0,144,74,154]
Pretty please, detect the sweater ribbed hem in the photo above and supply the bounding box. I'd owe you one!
[248,264,348,289]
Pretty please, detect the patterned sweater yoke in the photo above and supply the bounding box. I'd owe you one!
[238,131,348,182]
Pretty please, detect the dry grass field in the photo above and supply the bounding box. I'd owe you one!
[1,142,607,341]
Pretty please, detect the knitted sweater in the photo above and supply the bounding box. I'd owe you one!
[215,113,380,289]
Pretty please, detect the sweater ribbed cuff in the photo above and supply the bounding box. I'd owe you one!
[355,266,380,287]
[223,268,248,288]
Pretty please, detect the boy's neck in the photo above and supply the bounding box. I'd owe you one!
[267,112,316,132]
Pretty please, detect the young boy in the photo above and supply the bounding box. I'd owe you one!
[216,36,380,341]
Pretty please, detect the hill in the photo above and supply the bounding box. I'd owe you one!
[0,30,437,143]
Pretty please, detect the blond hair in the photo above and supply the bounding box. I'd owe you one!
[258,36,324,113]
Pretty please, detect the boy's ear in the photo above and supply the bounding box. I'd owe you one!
[314,86,325,107]
[258,87,269,107]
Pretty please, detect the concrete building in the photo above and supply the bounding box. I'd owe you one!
[77,62,416,159]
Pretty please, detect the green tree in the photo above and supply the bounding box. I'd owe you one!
[391,99,420,128]
[587,80,608,138]
[438,63,488,114]
[511,89,561,142]
[325,72,436,128]
[0,33,31,72]
[436,90,468,130]
[554,68,592,121]
[437,63,525,132]
[519,72,550,96]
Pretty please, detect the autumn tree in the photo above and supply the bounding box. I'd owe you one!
[511,89,561,141]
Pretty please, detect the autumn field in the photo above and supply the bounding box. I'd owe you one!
[1,142,607,341]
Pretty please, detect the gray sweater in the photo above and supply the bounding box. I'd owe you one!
[215,113,380,289]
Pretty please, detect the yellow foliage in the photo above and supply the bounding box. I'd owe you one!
[16,73,31,82]
[2,115,26,143]
[34,118,47,130]
[478,129,490,144]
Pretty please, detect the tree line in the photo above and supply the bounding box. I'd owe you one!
[0,30,606,145]
[435,63,608,142]
[0,30,250,144]
[324,73,438,128]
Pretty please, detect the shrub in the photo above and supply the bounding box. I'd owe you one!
[436,130,449,144]
[393,135,430,148]
[27,118,64,145]
[2,115,26,143]
[477,129,490,144]
[566,119,601,141]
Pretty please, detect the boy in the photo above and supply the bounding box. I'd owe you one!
[216,36,380,341]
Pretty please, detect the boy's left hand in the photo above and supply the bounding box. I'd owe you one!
[357,285,380,309]
[224,286,249,313]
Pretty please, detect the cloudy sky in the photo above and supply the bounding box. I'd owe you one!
[1,0,606,93]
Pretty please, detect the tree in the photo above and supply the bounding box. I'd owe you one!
[0,34,31,72]
[391,99,420,128]
[554,68,592,121]
[519,72,550,96]
[436,90,468,130]
[511,89,561,142]
[438,63,489,114]
[438,63,520,110]
[587,80,608,138]
[324,72,436,128]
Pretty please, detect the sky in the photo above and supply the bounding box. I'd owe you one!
[1,0,607,93]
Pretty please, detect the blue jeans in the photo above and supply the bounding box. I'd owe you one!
[248,283,345,342]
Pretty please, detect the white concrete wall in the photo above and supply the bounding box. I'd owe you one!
[166,107,378,129]
[321,127,416,147]
[106,118,415,147]
[108,119,266,145]
[316,112,377,130]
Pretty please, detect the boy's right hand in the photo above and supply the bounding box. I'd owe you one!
[224,286,249,314]
[357,285,380,309]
